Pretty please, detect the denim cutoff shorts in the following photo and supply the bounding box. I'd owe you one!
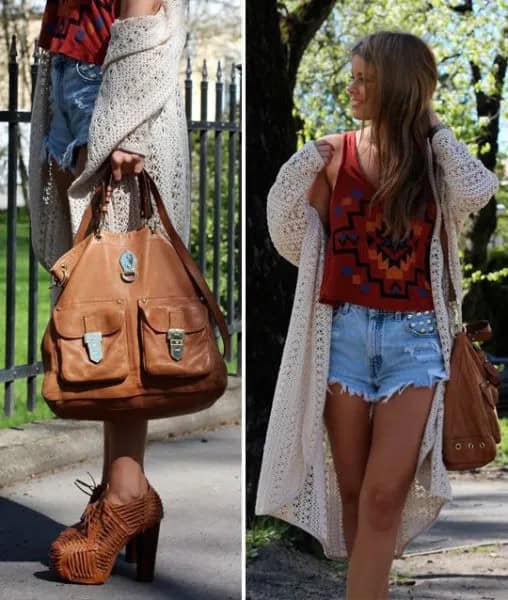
[41,53,103,176]
[327,301,449,405]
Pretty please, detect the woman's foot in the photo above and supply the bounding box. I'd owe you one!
[49,480,163,584]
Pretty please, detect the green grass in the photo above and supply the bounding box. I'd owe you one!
[0,208,240,428]
[0,209,53,427]
[246,517,292,561]
[493,417,508,467]
[449,542,502,555]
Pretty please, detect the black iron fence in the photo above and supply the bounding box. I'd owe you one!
[0,35,242,417]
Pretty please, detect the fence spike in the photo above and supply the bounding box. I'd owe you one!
[186,55,192,79]
[202,59,208,81]
[9,35,17,62]
[217,60,223,82]
[33,38,39,64]
[230,62,236,83]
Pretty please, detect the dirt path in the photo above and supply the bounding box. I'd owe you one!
[246,540,508,599]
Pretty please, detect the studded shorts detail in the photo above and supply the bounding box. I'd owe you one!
[327,301,449,405]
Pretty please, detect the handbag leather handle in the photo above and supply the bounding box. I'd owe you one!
[464,320,493,342]
[73,166,231,360]
[74,167,153,243]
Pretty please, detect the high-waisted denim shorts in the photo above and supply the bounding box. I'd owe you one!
[327,301,449,404]
[41,53,102,175]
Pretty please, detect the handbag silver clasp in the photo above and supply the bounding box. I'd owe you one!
[167,328,185,361]
[84,331,103,363]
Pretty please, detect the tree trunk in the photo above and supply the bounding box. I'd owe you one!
[246,0,337,525]
[245,0,298,525]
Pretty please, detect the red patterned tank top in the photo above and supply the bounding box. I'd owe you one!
[38,1,119,66]
[318,130,437,311]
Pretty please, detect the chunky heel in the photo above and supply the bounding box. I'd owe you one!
[49,482,163,584]
[135,521,161,582]
[125,538,137,563]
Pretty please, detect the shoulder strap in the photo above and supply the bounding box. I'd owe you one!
[440,213,455,303]
[142,170,231,359]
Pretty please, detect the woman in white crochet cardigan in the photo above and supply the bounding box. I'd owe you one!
[28,0,190,584]
[256,31,499,599]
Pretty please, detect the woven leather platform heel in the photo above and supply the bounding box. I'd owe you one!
[135,521,161,582]
[125,538,137,563]
[60,473,136,565]
[57,473,106,542]
[49,481,163,584]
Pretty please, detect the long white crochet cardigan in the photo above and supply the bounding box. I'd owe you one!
[28,0,190,307]
[255,127,500,559]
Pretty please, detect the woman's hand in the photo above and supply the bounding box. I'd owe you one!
[314,139,335,167]
[110,149,145,182]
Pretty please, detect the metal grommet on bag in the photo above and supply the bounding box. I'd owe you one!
[455,442,462,450]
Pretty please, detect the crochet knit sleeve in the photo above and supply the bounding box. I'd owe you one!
[431,127,499,223]
[115,118,151,157]
[267,140,326,267]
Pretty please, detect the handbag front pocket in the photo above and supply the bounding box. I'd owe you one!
[53,300,129,384]
[138,297,212,377]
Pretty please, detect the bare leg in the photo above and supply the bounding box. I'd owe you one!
[324,383,372,558]
[50,145,149,495]
[345,385,435,600]
[105,420,149,504]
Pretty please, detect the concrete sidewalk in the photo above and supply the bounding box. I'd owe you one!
[404,469,508,555]
[0,376,241,488]
[0,424,241,599]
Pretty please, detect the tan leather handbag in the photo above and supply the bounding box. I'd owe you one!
[441,222,502,470]
[40,166,230,421]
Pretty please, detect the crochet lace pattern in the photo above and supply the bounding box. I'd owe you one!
[28,1,190,309]
[257,127,499,559]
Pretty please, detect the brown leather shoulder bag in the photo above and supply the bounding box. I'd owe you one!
[441,221,502,470]
[40,166,230,421]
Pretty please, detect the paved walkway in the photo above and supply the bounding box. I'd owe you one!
[405,470,508,554]
[0,425,241,600]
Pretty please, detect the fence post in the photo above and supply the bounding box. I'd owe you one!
[213,61,223,301]
[26,39,40,411]
[198,59,209,274]
[4,35,19,416]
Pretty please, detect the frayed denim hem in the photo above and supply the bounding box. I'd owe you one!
[60,137,87,175]
[327,371,449,406]
[326,379,378,403]
[41,133,87,176]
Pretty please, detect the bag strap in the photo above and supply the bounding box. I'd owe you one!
[439,210,457,304]
[73,166,231,359]
[440,212,494,342]
[142,169,231,359]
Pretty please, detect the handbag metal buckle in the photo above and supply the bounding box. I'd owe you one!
[83,331,103,363]
[167,328,185,361]
[119,250,137,283]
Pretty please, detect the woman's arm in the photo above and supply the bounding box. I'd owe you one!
[118,1,162,19]
[266,141,326,267]
[431,126,499,223]
[110,1,164,180]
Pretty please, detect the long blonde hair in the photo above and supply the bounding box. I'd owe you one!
[352,31,437,244]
